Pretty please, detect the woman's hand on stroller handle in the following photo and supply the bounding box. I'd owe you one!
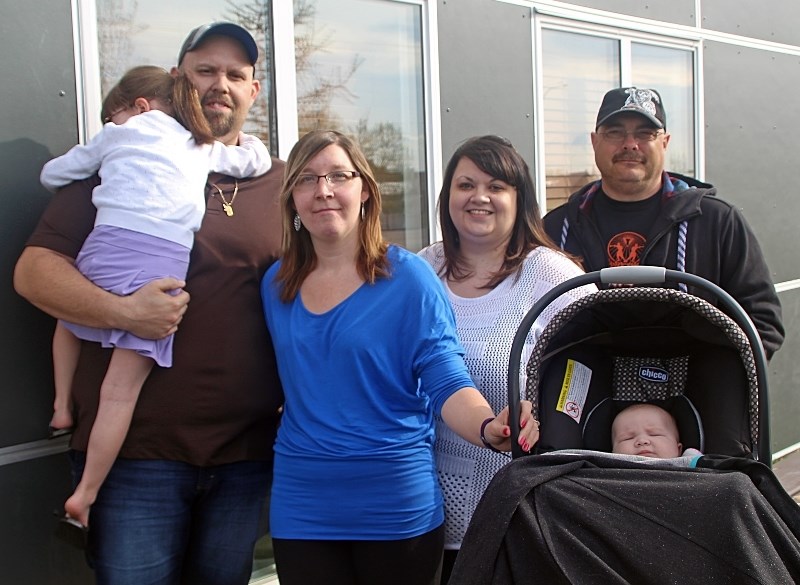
[484,401,539,454]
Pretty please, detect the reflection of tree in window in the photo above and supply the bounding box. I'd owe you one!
[95,0,413,244]
[293,0,361,133]
[224,0,274,146]
[352,119,405,229]
[292,0,408,236]
[97,0,145,99]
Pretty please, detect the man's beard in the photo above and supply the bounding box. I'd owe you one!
[204,107,236,138]
[202,92,237,137]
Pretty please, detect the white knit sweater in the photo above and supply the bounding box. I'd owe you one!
[418,243,596,548]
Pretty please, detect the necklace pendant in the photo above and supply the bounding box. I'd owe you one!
[209,181,238,218]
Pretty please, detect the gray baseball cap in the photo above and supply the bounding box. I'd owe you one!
[178,22,258,66]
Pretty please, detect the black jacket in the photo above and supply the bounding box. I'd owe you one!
[543,173,784,358]
[449,454,800,585]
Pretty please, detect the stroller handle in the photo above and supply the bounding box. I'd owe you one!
[507,267,771,462]
[600,266,666,285]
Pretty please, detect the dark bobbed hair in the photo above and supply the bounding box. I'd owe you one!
[275,130,390,302]
[438,135,571,288]
[100,65,214,144]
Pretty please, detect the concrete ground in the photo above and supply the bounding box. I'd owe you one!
[773,449,800,502]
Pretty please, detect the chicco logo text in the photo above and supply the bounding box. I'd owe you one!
[638,367,668,383]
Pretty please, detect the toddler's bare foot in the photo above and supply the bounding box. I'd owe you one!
[50,409,74,432]
[49,407,74,439]
[64,493,91,529]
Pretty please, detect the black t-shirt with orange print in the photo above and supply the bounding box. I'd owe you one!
[591,190,662,267]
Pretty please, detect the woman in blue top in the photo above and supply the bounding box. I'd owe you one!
[261,130,539,585]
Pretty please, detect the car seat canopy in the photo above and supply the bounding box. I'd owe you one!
[523,287,758,457]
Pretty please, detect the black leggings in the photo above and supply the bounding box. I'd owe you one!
[440,548,459,584]
[273,525,444,585]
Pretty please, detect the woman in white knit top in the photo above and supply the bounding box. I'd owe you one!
[419,135,596,582]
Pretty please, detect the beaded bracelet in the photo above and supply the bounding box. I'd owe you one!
[480,417,503,453]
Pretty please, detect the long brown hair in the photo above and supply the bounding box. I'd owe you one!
[438,135,568,288]
[275,130,390,302]
[100,65,214,144]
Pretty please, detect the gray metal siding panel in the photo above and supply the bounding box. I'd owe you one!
[437,0,535,166]
[702,41,797,284]
[1,1,87,581]
[1,1,78,446]
[555,0,697,26]
[701,0,800,46]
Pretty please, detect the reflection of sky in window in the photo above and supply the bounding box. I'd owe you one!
[632,43,694,175]
[300,0,422,129]
[542,29,695,179]
[122,0,223,67]
[112,0,422,131]
[97,0,274,141]
[542,30,618,177]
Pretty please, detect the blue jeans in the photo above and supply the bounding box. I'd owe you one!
[70,451,272,585]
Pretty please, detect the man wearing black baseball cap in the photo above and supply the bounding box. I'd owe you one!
[15,21,285,584]
[595,86,666,130]
[543,86,784,359]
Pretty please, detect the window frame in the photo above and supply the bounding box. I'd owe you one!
[73,0,103,143]
[530,11,704,212]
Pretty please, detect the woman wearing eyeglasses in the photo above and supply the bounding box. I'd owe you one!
[260,129,540,585]
[418,135,596,583]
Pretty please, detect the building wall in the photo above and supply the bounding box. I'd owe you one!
[437,0,536,169]
[701,39,800,453]
[566,0,697,25]
[1,2,95,581]
[702,0,800,46]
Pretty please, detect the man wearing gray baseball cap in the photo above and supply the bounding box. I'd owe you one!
[15,21,284,584]
[173,21,261,147]
[543,86,783,359]
[178,22,259,67]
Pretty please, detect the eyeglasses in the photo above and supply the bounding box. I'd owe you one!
[294,171,360,191]
[102,106,130,124]
[598,128,664,144]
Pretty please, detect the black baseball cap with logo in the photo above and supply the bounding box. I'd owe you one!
[178,22,258,66]
[595,87,666,130]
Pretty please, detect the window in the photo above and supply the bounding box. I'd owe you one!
[92,0,431,250]
[95,0,276,149]
[293,0,429,250]
[539,25,696,211]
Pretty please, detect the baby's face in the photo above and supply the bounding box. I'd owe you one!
[611,404,682,458]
